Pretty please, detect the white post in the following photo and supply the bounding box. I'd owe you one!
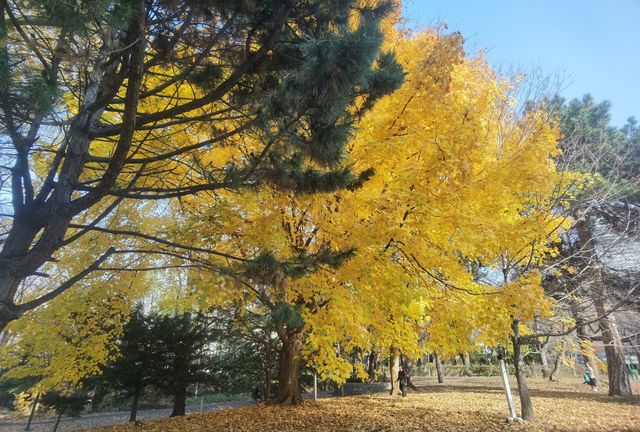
[200,398,204,413]
[313,373,318,401]
[499,358,520,422]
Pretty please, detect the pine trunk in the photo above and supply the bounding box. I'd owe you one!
[389,352,401,396]
[434,353,444,383]
[129,387,141,422]
[512,320,534,421]
[594,299,633,396]
[24,393,39,431]
[170,384,187,417]
[52,411,62,432]
[272,327,304,405]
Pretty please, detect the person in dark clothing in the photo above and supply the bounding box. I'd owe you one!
[398,366,408,397]
[252,386,262,402]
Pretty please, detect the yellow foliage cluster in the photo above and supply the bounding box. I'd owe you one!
[175,27,577,382]
[2,9,579,391]
[0,203,156,392]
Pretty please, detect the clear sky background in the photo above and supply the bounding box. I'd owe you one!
[404,0,640,127]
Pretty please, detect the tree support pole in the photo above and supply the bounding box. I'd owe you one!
[313,373,317,401]
[498,354,521,423]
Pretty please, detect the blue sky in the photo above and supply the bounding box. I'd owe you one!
[404,0,640,127]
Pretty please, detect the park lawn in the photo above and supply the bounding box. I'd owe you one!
[91,378,640,432]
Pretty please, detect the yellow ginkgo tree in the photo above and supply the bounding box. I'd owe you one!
[169,27,576,409]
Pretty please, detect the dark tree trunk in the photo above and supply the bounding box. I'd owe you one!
[594,300,633,396]
[170,384,187,417]
[0,0,146,334]
[512,320,534,421]
[549,340,566,381]
[129,387,141,422]
[24,393,39,431]
[52,411,62,432]
[401,356,418,390]
[272,326,304,405]
[434,353,444,383]
[367,351,378,382]
[389,351,401,396]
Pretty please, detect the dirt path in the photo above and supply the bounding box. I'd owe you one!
[0,400,253,432]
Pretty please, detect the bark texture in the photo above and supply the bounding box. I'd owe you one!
[549,340,566,381]
[170,385,187,417]
[272,326,304,405]
[594,299,633,396]
[434,353,445,383]
[367,351,378,382]
[512,320,534,421]
[389,352,401,396]
[129,387,141,422]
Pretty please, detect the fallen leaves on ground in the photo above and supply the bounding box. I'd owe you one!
[89,378,640,432]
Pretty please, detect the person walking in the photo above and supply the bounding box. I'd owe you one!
[583,363,598,392]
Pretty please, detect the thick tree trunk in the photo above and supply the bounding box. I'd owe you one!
[272,327,304,405]
[170,384,187,417]
[463,352,471,375]
[512,320,534,421]
[129,387,141,422]
[594,300,633,396]
[0,295,22,332]
[549,340,566,381]
[389,352,401,396]
[434,353,444,383]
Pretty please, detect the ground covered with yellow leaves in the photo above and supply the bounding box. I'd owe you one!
[91,378,640,432]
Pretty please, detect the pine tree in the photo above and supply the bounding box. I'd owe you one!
[0,0,404,331]
[151,312,215,417]
[101,307,157,422]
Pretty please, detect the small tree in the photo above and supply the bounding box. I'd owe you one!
[102,307,158,422]
[40,389,89,432]
[151,312,215,417]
